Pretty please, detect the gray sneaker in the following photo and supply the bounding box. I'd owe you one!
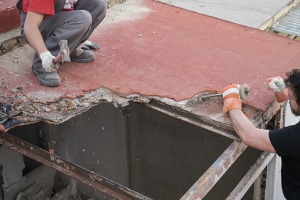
[70,49,95,63]
[32,65,61,87]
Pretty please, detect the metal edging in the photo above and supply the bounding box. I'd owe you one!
[146,99,241,141]
[180,141,247,200]
[0,131,151,200]
[226,151,275,200]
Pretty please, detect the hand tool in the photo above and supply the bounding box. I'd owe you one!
[53,40,71,63]
[201,84,251,100]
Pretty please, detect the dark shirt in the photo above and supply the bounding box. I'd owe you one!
[269,121,300,200]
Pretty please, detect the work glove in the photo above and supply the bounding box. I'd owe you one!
[264,76,287,103]
[264,76,286,92]
[39,51,59,72]
[81,40,100,50]
[222,84,242,113]
[64,0,78,10]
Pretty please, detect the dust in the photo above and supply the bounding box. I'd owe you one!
[103,0,152,25]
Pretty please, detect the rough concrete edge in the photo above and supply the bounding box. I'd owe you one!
[0,28,26,56]
[3,85,184,128]
[0,28,20,44]
[6,85,269,132]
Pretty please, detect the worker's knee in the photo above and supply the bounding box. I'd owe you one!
[95,0,107,13]
[74,10,92,28]
[84,0,107,19]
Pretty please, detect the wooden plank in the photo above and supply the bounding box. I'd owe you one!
[180,141,247,200]
[226,152,274,200]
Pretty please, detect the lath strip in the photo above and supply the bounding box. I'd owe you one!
[226,152,275,200]
[180,141,247,200]
[0,131,151,200]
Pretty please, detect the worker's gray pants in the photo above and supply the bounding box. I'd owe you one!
[18,0,107,68]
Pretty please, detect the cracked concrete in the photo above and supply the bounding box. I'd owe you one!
[1,0,300,132]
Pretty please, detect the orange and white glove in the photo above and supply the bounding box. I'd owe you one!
[222,84,242,113]
[265,76,287,103]
[39,51,58,72]
[264,76,286,92]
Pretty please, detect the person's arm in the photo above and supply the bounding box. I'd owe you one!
[265,76,288,103]
[24,11,58,72]
[222,84,276,153]
[229,109,275,153]
[24,11,48,55]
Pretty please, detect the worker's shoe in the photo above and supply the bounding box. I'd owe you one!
[70,49,95,63]
[32,65,61,87]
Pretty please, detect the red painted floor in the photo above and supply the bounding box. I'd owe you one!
[1,0,300,112]
[0,0,20,33]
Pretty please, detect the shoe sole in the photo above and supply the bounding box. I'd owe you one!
[71,56,95,63]
[70,50,95,63]
[32,68,61,87]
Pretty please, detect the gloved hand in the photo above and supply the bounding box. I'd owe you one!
[222,84,242,113]
[264,76,286,92]
[264,76,287,103]
[39,51,58,72]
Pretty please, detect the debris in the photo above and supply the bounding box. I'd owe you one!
[0,102,23,128]
[12,86,23,94]
[0,82,7,89]
[6,6,14,11]
[66,100,77,110]
[41,106,52,113]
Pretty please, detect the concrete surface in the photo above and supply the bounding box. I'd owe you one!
[157,0,293,28]
[1,0,300,120]
[0,0,20,34]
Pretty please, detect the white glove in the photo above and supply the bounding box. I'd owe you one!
[39,51,57,72]
[64,0,77,10]
[264,76,286,93]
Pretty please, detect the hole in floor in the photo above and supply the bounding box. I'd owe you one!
[1,102,262,200]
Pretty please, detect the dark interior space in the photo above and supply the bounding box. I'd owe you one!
[2,101,262,199]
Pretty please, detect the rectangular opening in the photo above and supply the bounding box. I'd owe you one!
[1,102,262,199]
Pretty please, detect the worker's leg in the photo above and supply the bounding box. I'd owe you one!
[19,10,92,86]
[37,10,92,57]
[74,0,107,42]
[18,0,106,86]
[20,0,106,64]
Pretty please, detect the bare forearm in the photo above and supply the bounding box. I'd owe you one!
[24,26,47,55]
[228,109,275,152]
[24,12,48,55]
[229,109,256,141]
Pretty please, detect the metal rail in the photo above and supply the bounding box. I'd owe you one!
[0,131,151,200]
[180,141,247,200]
[226,152,274,200]
[147,100,240,141]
